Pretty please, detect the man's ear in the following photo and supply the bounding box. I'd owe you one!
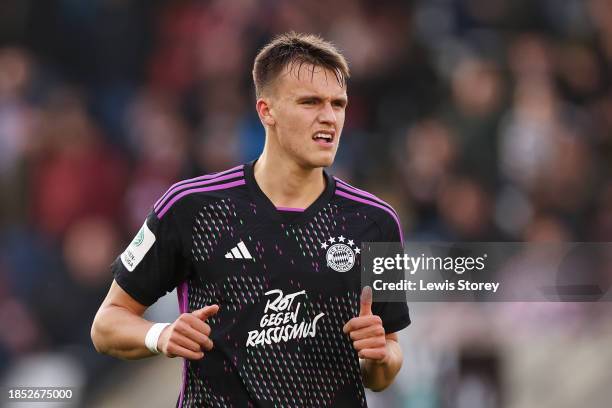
[256,98,275,127]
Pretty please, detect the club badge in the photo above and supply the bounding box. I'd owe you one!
[320,235,360,272]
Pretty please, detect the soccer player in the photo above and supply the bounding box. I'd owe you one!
[91,32,410,407]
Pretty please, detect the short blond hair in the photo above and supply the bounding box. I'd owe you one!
[252,32,350,98]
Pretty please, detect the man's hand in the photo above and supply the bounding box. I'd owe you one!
[343,287,404,391]
[158,304,219,360]
[343,287,388,363]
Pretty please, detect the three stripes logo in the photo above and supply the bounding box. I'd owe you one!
[225,240,254,260]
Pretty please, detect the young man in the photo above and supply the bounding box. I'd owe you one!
[91,32,410,407]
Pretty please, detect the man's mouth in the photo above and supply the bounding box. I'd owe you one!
[312,131,335,145]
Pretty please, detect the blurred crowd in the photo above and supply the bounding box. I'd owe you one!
[1,0,612,406]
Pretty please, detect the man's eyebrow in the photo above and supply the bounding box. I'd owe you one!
[295,94,321,100]
[295,94,348,103]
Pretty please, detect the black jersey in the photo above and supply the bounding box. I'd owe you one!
[112,160,411,408]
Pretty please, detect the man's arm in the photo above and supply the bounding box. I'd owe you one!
[360,332,403,391]
[91,280,217,360]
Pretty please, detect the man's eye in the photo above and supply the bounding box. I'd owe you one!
[302,100,316,105]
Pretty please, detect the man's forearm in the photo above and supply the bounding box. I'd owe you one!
[360,339,403,391]
[91,304,156,360]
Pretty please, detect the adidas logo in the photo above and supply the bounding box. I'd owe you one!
[225,240,253,260]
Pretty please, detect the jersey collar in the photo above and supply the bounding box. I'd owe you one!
[244,159,336,224]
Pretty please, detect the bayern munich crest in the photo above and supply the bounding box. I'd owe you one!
[320,236,360,272]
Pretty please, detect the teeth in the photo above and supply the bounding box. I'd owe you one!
[314,133,332,141]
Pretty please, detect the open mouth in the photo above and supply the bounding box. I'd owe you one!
[312,131,335,145]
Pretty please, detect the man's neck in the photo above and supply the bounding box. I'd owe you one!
[254,151,326,210]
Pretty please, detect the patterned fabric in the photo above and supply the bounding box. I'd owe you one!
[112,161,410,407]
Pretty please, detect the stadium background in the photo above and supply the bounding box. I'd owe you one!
[1,0,612,407]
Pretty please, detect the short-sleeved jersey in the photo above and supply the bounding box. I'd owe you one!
[112,161,410,408]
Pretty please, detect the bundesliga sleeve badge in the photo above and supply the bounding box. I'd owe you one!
[121,220,156,272]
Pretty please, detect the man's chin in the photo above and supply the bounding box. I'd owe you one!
[314,150,339,167]
[294,150,337,170]
[308,156,335,169]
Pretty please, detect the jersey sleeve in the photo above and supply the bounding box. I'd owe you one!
[111,210,188,306]
[372,210,411,334]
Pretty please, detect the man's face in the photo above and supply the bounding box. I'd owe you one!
[263,63,348,169]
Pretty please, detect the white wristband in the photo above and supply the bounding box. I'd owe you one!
[145,323,170,354]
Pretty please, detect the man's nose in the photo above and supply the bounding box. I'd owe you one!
[318,101,337,125]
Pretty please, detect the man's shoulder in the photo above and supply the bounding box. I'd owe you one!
[153,164,247,219]
[332,176,403,240]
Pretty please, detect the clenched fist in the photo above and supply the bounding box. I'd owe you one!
[343,287,388,364]
[158,304,219,360]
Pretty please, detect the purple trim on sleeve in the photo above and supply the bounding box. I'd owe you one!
[157,179,246,218]
[154,165,244,210]
[334,177,398,214]
[335,189,404,244]
[177,281,188,408]
[275,207,305,212]
[177,281,188,313]
[154,170,244,212]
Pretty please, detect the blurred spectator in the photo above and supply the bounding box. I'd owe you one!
[440,57,505,187]
[524,214,571,242]
[29,89,127,237]
[31,217,117,348]
[123,90,190,230]
[0,47,37,228]
[436,176,499,240]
